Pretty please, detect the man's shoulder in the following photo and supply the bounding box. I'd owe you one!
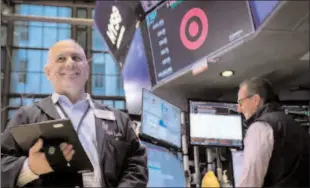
[13,97,52,118]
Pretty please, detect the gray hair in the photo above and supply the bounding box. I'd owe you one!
[240,77,278,104]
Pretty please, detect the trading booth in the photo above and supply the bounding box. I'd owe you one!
[94,0,309,187]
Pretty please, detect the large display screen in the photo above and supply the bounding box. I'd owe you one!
[189,101,243,147]
[141,141,186,187]
[142,89,181,148]
[122,27,152,115]
[146,1,254,83]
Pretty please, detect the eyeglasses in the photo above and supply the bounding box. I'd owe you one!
[237,95,254,106]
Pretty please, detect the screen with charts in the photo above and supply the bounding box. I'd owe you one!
[142,89,181,148]
[189,101,243,147]
[145,1,254,83]
[141,141,186,187]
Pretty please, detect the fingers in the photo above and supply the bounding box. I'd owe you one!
[30,139,43,154]
[60,143,75,161]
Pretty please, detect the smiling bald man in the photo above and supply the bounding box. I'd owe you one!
[1,39,148,188]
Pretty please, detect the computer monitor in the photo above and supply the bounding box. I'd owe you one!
[189,100,243,148]
[141,141,186,187]
[141,89,182,149]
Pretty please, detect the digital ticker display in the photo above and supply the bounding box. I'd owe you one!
[146,1,254,83]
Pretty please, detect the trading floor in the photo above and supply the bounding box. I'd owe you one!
[1,0,309,187]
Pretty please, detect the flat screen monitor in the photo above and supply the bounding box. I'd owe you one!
[122,27,152,115]
[141,141,186,187]
[189,100,243,148]
[141,89,182,148]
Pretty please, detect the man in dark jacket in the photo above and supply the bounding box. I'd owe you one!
[236,77,309,187]
[1,39,148,187]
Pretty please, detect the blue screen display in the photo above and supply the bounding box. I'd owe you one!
[142,89,181,148]
[122,27,152,115]
[141,141,186,187]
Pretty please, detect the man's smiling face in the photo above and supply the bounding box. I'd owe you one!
[44,40,89,93]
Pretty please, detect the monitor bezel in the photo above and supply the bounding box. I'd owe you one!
[140,88,182,151]
[187,99,244,149]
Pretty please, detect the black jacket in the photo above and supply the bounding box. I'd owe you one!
[1,97,148,187]
[244,102,310,187]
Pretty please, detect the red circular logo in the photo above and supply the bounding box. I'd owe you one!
[180,8,208,50]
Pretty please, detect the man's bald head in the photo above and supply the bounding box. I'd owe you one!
[46,39,86,65]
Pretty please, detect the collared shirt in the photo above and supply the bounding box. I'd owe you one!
[236,121,274,187]
[17,93,102,187]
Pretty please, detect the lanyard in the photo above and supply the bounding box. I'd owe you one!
[57,103,90,133]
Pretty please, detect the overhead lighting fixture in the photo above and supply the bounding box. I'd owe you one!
[220,70,234,77]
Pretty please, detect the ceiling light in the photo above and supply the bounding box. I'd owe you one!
[220,70,234,77]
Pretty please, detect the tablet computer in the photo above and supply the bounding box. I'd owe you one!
[10,119,93,173]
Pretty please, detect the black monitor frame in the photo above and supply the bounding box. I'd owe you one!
[140,88,182,152]
[187,99,244,149]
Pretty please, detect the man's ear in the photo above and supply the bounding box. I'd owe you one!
[85,60,90,79]
[44,66,51,80]
[253,94,262,107]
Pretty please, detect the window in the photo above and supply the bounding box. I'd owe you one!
[92,9,95,18]
[9,97,37,107]
[10,49,53,94]
[94,75,104,88]
[8,110,18,120]
[92,53,106,95]
[103,100,114,108]
[91,53,124,96]
[115,101,125,109]
[9,98,21,107]
[15,4,72,19]
[18,73,27,83]
[92,28,108,51]
[13,24,29,47]
[77,8,87,19]
[77,29,88,49]
[11,49,44,72]
[13,5,72,48]
[11,4,71,95]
